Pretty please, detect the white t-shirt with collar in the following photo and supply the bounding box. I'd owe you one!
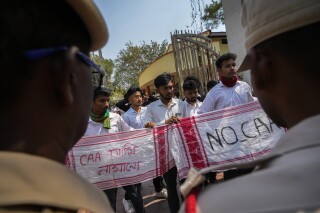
[144,98,183,125]
[84,112,133,136]
[198,81,254,114]
[181,99,202,117]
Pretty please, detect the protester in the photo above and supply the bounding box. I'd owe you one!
[0,0,114,212]
[121,86,149,213]
[144,73,183,213]
[181,78,221,186]
[184,76,204,101]
[181,79,202,117]
[123,86,147,129]
[85,88,144,213]
[121,86,167,202]
[197,52,255,181]
[180,0,320,212]
[198,53,254,113]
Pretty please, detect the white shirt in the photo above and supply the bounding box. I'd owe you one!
[144,98,183,125]
[122,106,147,129]
[84,112,133,136]
[181,100,202,117]
[198,81,254,114]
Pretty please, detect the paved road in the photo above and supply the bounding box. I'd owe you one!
[116,180,170,213]
[114,173,223,212]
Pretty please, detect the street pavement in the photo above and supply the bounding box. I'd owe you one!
[115,173,224,213]
[116,180,170,213]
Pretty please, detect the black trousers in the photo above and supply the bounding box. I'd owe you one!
[104,183,145,213]
[153,176,166,192]
[163,166,181,213]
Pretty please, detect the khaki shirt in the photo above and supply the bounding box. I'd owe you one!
[0,152,114,213]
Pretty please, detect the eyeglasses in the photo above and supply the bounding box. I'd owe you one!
[24,46,104,88]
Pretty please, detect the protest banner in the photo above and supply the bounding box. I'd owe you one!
[170,101,285,178]
[66,101,285,189]
[66,127,175,190]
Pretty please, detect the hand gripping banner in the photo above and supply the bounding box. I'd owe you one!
[66,101,285,189]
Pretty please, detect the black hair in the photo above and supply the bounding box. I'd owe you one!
[183,80,198,91]
[126,86,142,98]
[184,76,201,90]
[254,21,320,80]
[207,80,218,91]
[1,0,91,108]
[154,73,172,88]
[215,53,237,69]
[93,87,111,101]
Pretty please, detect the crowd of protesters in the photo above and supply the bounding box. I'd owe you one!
[1,0,319,213]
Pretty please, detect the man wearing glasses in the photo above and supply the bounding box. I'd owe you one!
[0,0,113,213]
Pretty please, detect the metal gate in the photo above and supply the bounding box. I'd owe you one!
[171,30,219,95]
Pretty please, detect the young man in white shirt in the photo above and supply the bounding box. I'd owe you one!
[123,86,168,203]
[121,86,152,212]
[144,73,183,213]
[198,53,254,113]
[123,86,147,129]
[181,79,202,117]
[197,53,255,181]
[85,88,145,213]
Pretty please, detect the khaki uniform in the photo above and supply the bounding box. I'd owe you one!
[179,114,320,213]
[0,152,114,213]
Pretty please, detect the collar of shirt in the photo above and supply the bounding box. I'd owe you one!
[184,99,202,108]
[127,106,147,115]
[157,98,179,108]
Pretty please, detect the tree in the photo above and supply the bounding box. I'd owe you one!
[189,0,224,30]
[201,0,224,29]
[91,53,114,88]
[113,40,168,89]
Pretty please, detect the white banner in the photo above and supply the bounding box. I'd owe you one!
[66,101,285,189]
[66,127,175,190]
[171,101,285,178]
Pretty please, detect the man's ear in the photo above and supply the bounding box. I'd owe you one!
[248,48,274,91]
[53,46,80,105]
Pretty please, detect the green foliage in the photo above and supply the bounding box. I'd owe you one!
[113,40,168,90]
[110,89,125,105]
[201,0,224,29]
[90,54,114,88]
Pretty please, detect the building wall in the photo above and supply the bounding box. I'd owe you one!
[139,33,230,94]
[139,51,176,93]
[212,38,229,55]
[222,0,251,86]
